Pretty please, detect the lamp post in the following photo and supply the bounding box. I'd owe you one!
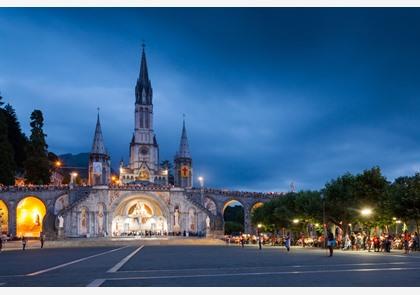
[360,208,373,236]
[257,223,262,250]
[198,176,204,205]
[320,193,328,256]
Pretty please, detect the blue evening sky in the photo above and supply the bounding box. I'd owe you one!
[0,8,419,192]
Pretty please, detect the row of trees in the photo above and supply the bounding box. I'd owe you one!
[252,167,420,234]
[0,93,51,185]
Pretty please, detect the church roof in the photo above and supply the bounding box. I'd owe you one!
[176,118,191,159]
[135,45,153,105]
[91,112,107,155]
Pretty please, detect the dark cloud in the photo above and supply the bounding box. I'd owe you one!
[0,8,419,192]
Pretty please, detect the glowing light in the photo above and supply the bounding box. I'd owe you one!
[257,223,262,228]
[293,219,299,224]
[392,217,397,221]
[16,196,46,238]
[0,200,9,233]
[71,172,78,177]
[55,160,62,167]
[315,223,319,227]
[361,208,373,216]
[396,220,402,224]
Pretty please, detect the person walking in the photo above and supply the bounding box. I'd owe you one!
[327,229,335,257]
[240,232,245,248]
[258,233,262,250]
[403,230,410,254]
[40,232,45,249]
[285,232,291,252]
[22,236,27,251]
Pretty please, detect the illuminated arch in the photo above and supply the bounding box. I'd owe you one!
[222,199,244,214]
[16,196,47,238]
[251,202,264,213]
[222,199,245,234]
[0,200,8,234]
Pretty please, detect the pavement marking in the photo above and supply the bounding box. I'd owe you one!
[86,279,106,287]
[95,266,420,284]
[107,245,144,273]
[116,261,416,273]
[26,246,131,277]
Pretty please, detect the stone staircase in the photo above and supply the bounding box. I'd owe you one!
[58,186,93,215]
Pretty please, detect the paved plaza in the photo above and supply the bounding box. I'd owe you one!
[1,242,420,287]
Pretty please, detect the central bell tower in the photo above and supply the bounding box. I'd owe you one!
[128,45,160,181]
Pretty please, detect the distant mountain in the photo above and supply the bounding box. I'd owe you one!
[58,153,89,179]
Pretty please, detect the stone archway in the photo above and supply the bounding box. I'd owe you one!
[222,199,245,235]
[16,196,47,238]
[0,199,8,234]
[110,193,169,237]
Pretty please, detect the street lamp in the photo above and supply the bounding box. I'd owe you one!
[361,208,373,217]
[257,223,262,250]
[293,219,299,224]
[55,160,62,168]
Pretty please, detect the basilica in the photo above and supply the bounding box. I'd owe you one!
[0,47,273,240]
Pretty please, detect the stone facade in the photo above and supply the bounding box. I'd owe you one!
[0,186,279,239]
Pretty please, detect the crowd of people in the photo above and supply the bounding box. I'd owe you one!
[223,230,420,255]
[202,188,284,198]
[0,184,69,192]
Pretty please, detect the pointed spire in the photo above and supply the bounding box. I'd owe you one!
[91,109,107,155]
[139,43,149,84]
[135,42,153,105]
[177,114,191,158]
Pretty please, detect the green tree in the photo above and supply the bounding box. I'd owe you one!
[3,103,28,174]
[0,94,16,185]
[390,173,420,232]
[24,110,51,185]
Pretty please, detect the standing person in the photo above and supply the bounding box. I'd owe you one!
[40,232,45,249]
[240,232,245,248]
[327,229,335,257]
[414,232,419,252]
[366,234,372,252]
[403,230,410,254]
[258,233,262,250]
[285,232,291,252]
[22,236,27,251]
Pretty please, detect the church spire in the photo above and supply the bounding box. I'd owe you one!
[177,115,191,158]
[91,110,107,155]
[135,43,153,105]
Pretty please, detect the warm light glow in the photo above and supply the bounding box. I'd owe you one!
[16,196,46,238]
[348,223,352,226]
[392,217,397,221]
[111,176,116,181]
[293,219,299,224]
[71,172,78,177]
[396,220,402,224]
[361,208,373,216]
[315,223,319,227]
[257,223,262,228]
[0,200,8,234]
[55,160,62,167]
[162,169,168,176]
